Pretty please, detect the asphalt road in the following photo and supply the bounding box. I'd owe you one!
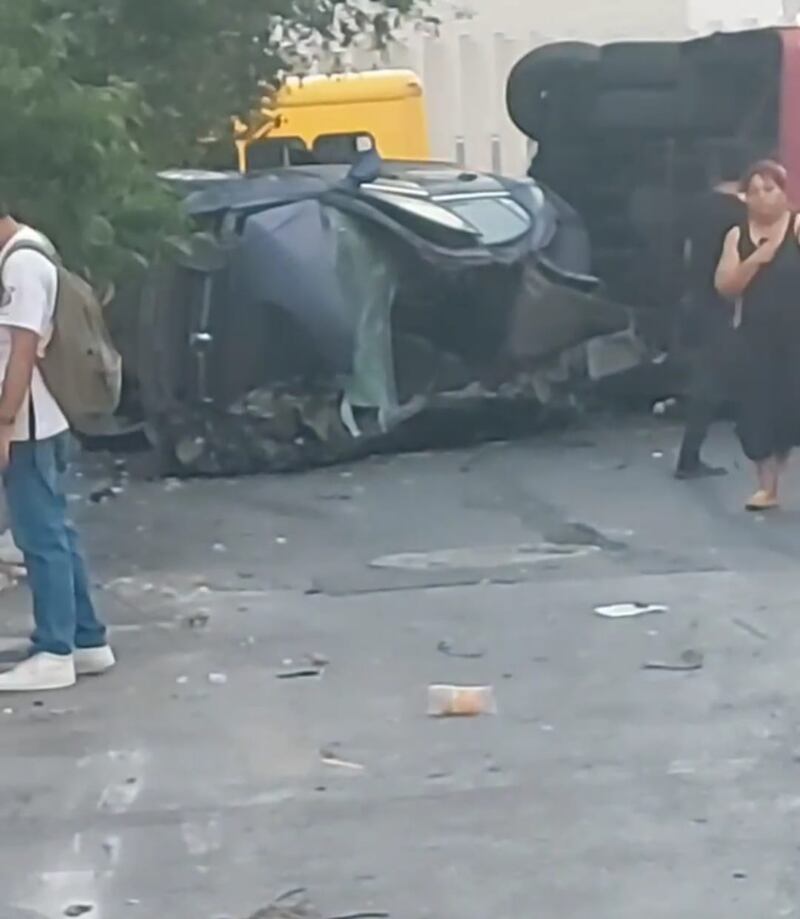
[2,417,800,919]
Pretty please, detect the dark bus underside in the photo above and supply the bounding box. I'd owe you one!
[507,28,800,325]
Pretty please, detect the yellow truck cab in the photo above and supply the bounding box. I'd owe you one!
[236,69,430,172]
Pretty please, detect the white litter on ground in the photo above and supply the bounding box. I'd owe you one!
[594,602,669,619]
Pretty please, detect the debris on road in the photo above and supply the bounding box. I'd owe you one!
[594,602,669,619]
[208,672,228,685]
[183,611,211,629]
[427,684,497,717]
[89,485,119,504]
[437,639,486,660]
[88,460,128,504]
[320,758,363,772]
[732,617,770,641]
[643,649,704,672]
[64,906,94,918]
[277,668,323,680]
[244,888,319,919]
[320,746,366,772]
[652,398,678,417]
[243,888,388,919]
[276,652,329,679]
[329,914,390,919]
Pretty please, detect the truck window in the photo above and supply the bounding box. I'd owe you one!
[246,137,309,171]
[312,133,376,165]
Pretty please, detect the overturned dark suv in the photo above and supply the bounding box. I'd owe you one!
[118,157,631,475]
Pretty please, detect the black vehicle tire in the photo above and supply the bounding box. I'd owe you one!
[506,41,600,140]
[137,264,190,417]
[598,41,682,88]
[136,263,191,474]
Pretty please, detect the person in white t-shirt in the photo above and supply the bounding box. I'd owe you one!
[0,208,114,691]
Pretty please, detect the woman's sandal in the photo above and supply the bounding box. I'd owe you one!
[746,490,780,511]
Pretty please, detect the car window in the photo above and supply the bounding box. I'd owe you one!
[364,190,478,236]
[445,198,531,245]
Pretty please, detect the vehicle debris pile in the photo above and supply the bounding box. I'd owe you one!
[119,158,650,475]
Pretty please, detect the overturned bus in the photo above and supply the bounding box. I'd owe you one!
[507,26,800,329]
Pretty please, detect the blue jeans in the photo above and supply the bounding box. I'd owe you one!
[3,433,106,656]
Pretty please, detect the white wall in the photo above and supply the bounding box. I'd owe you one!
[688,0,788,31]
[350,0,795,176]
[431,0,689,41]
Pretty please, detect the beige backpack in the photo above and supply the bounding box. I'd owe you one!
[0,239,122,429]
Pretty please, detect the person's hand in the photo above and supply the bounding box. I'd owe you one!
[751,236,782,266]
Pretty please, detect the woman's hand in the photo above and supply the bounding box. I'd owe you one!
[716,227,756,299]
[750,236,782,266]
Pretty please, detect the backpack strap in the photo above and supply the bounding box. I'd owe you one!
[0,239,60,279]
[0,238,59,442]
[28,392,36,442]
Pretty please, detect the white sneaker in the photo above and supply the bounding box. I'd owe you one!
[0,530,24,568]
[74,645,116,676]
[0,653,76,691]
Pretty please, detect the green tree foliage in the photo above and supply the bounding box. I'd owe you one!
[0,0,416,280]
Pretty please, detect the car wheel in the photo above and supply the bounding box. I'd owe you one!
[136,263,190,474]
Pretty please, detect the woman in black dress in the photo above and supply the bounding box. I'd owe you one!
[715,160,800,510]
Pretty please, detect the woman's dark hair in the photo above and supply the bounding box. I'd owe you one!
[740,159,788,193]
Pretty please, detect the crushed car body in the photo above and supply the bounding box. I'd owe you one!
[123,158,642,475]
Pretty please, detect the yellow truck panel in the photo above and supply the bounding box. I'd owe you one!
[237,69,430,171]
